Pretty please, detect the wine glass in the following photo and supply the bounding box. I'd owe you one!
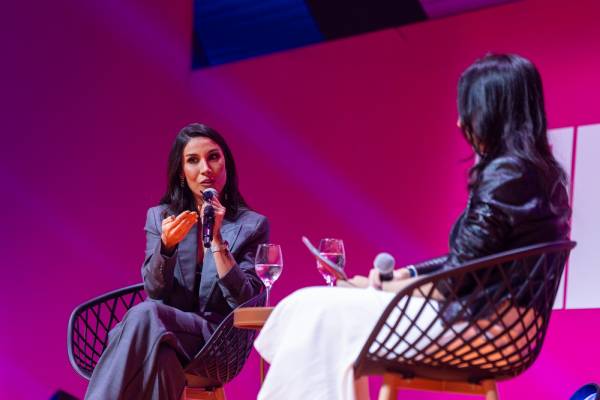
[255,244,283,306]
[317,238,345,286]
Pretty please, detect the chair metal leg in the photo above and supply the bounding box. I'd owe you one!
[378,374,398,400]
[214,387,226,400]
[355,376,371,400]
[482,380,498,400]
[378,384,397,400]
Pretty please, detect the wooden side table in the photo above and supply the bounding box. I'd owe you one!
[233,306,273,329]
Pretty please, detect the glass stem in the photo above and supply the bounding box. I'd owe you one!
[265,287,271,307]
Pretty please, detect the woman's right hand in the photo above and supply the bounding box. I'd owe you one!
[161,210,198,252]
[345,267,413,290]
[367,267,412,290]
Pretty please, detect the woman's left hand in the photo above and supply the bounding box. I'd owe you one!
[367,268,383,289]
[199,196,227,243]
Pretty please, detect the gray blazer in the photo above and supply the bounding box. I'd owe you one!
[141,205,268,322]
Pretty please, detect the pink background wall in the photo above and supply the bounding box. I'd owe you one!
[1,0,599,398]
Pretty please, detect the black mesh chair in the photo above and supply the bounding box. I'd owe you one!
[67,284,265,400]
[354,240,576,400]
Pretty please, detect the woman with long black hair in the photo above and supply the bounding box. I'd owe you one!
[254,54,571,400]
[85,123,268,400]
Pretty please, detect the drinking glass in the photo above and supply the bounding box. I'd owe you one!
[255,244,283,306]
[317,238,345,286]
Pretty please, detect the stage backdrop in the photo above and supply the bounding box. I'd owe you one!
[1,0,599,398]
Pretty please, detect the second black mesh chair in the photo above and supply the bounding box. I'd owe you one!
[68,285,266,400]
[354,240,575,400]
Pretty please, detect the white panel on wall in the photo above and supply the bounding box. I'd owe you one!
[548,127,575,309]
[567,123,600,309]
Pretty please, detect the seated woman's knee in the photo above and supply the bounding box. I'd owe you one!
[124,300,160,326]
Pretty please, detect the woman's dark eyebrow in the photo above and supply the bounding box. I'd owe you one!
[185,148,220,157]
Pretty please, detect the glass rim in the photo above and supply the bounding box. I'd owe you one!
[319,238,344,242]
[257,243,281,247]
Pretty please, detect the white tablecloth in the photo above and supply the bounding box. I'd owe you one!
[254,286,443,400]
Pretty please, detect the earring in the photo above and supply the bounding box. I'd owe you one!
[179,175,185,188]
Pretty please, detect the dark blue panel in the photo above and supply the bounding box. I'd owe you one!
[306,0,426,40]
[193,0,324,68]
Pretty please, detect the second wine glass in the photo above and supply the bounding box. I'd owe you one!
[255,243,283,306]
[317,238,345,286]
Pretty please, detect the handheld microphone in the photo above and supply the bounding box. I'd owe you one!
[373,252,395,282]
[202,188,218,248]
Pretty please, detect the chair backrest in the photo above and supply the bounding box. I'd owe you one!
[67,283,147,379]
[67,285,265,384]
[184,291,266,386]
[354,240,576,383]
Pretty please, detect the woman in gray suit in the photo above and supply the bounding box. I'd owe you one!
[85,123,269,400]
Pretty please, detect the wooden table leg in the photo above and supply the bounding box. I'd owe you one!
[233,307,274,386]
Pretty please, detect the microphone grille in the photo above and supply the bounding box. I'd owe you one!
[202,188,218,200]
[373,252,395,274]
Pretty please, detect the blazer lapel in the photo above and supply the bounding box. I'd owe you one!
[221,219,243,251]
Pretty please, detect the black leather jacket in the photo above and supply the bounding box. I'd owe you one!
[414,156,571,320]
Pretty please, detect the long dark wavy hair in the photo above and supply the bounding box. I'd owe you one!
[160,123,248,219]
[457,54,567,190]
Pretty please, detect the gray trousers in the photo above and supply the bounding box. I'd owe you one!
[85,300,214,400]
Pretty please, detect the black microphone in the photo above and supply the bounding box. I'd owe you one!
[373,252,395,282]
[202,188,218,248]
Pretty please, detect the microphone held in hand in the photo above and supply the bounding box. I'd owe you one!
[374,252,395,282]
[202,188,218,248]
